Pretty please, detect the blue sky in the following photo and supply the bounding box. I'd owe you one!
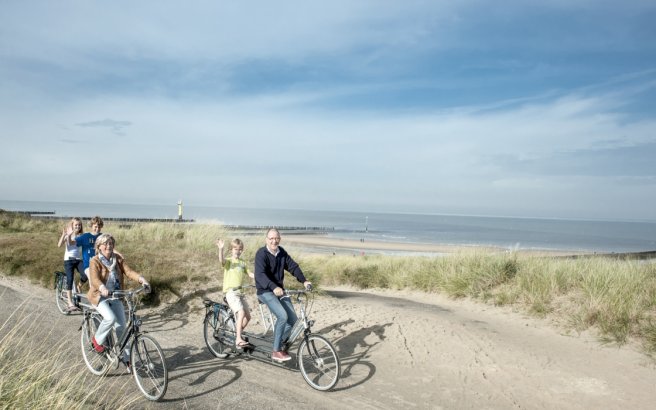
[1,1,655,221]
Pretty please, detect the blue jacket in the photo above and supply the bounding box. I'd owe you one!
[254,246,306,295]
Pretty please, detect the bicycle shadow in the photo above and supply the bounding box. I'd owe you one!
[155,344,244,403]
[139,286,222,333]
[315,319,392,391]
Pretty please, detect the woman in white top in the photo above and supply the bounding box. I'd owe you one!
[57,217,86,311]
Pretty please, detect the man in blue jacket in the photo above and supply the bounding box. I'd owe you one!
[255,228,312,363]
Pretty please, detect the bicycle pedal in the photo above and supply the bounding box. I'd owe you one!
[108,354,120,370]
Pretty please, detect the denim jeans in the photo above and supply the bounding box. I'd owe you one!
[64,259,86,290]
[95,298,129,361]
[258,291,297,351]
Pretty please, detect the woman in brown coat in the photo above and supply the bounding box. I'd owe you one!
[87,233,150,370]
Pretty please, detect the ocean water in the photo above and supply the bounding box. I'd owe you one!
[1,199,655,253]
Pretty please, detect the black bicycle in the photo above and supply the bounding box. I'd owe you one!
[202,286,340,391]
[54,270,83,314]
[80,286,168,401]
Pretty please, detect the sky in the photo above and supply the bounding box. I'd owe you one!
[1,1,655,221]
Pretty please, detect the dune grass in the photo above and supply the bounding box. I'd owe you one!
[1,210,656,356]
[0,300,140,409]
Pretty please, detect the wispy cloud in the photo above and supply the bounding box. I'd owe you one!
[75,119,132,136]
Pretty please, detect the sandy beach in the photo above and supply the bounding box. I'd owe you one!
[282,232,588,257]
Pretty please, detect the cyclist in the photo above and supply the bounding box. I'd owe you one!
[217,237,255,349]
[254,228,312,363]
[57,217,85,311]
[87,233,150,370]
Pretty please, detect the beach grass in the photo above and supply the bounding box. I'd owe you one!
[1,210,655,355]
[0,300,140,409]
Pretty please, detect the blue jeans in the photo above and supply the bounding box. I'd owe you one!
[64,259,87,291]
[258,291,297,351]
[95,298,129,361]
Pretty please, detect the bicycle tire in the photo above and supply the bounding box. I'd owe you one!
[54,272,69,315]
[80,314,112,376]
[130,334,168,401]
[203,309,235,359]
[297,334,341,391]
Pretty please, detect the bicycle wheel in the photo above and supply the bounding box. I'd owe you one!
[297,334,341,391]
[80,314,112,376]
[130,334,168,401]
[203,309,235,359]
[54,272,68,315]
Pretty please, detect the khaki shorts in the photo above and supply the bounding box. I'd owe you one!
[225,290,250,314]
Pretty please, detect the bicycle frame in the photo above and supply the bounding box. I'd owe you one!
[279,290,315,345]
[82,289,142,359]
[202,287,341,391]
[205,289,315,349]
[104,290,143,358]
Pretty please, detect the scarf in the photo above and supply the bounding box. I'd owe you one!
[99,253,120,291]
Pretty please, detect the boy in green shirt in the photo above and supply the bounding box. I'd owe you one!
[217,238,255,349]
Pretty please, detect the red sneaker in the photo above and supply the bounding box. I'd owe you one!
[271,351,291,363]
[92,337,105,353]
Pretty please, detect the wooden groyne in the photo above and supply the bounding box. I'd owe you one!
[6,210,334,231]
[8,211,195,223]
[38,215,196,223]
[12,211,55,215]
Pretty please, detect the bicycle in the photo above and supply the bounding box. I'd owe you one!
[202,286,341,391]
[54,270,85,314]
[80,286,168,401]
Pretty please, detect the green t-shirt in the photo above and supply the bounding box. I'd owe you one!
[222,258,248,292]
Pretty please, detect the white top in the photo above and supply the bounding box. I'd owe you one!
[63,241,81,261]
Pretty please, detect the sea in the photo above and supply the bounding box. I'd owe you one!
[1,199,655,254]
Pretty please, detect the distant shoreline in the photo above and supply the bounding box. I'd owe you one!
[281,232,589,257]
[281,232,656,259]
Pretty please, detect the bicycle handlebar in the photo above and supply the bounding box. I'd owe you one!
[227,284,256,292]
[283,285,313,296]
[109,285,150,299]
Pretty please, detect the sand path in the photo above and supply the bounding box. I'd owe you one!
[1,275,655,409]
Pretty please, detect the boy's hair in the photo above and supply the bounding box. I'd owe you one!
[231,238,244,248]
[89,215,104,228]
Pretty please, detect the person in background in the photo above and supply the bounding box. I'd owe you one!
[254,228,312,363]
[73,215,104,277]
[87,233,150,372]
[217,237,255,350]
[57,217,85,311]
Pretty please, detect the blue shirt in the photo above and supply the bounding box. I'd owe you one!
[74,232,101,270]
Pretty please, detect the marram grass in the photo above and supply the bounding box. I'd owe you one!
[0,301,140,409]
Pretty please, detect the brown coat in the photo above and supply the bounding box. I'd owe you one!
[87,254,142,306]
